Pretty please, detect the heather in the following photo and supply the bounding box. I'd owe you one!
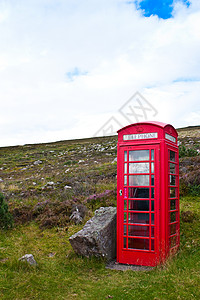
[0,126,200,299]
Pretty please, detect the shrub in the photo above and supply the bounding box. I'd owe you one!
[85,189,117,210]
[0,193,13,229]
[189,184,200,196]
[179,145,198,158]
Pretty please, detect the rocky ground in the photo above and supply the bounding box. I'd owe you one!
[0,136,118,228]
[0,125,199,228]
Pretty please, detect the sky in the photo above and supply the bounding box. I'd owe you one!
[0,0,200,147]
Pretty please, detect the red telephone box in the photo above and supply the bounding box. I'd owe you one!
[117,121,180,266]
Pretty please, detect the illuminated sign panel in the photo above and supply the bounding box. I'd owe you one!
[123,132,158,141]
[165,133,176,143]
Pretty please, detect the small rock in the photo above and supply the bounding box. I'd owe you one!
[70,204,87,224]
[112,158,117,163]
[71,204,87,218]
[0,178,3,182]
[21,167,27,171]
[34,160,42,165]
[64,185,72,190]
[47,181,55,186]
[19,254,37,266]
[70,210,83,224]
[65,169,70,173]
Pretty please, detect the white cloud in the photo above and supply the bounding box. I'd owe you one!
[185,111,200,125]
[0,0,200,146]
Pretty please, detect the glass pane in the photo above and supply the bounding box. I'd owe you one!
[151,188,154,199]
[124,237,126,248]
[169,163,176,174]
[128,238,149,250]
[129,175,149,186]
[170,236,177,248]
[124,200,127,210]
[151,175,154,186]
[124,163,127,174]
[124,225,127,235]
[170,223,177,235]
[151,239,155,251]
[129,150,149,161]
[124,187,127,199]
[170,212,176,222]
[128,225,149,237]
[129,188,149,198]
[169,150,176,162]
[170,188,176,198]
[151,213,154,225]
[151,227,154,237]
[151,150,154,161]
[129,200,149,211]
[151,162,154,173]
[124,212,127,222]
[128,212,149,224]
[151,201,154,211]
[124,175,127,186]
[124,151,127,162]
[170,175,176,186]
[170,199,176,210]
[129,163,149,173]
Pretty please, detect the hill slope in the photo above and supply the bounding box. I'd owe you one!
[0,126,200,300]
[0,125,199,226]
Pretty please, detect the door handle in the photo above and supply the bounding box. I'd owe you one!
[119,189,123,196]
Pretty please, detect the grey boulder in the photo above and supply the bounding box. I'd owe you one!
[69,206,116,261]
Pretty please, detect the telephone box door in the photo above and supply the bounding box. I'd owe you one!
[117,145,160,266]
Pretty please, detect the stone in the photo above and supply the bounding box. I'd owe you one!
[46,181,55,186]
[33,160,42,165]
[69,206,116,261]
[106,261,154,272]
[70,204,87,225]
[19,254,37,266]
[64,185,72,190]
[70,210,83,224]
[78,160,84,163]
[112,158,117,164]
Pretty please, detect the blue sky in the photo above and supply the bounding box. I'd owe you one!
[66,68,88,82]
[0,0,200,146]
[133,0,191,19]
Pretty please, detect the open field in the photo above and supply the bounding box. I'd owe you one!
[0,126,200,299]
[0,195,199,300]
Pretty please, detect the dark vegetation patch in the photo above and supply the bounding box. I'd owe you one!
[178,127,200,196]
[0,193,13,229]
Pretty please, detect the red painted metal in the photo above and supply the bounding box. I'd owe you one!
[117,121,179,266]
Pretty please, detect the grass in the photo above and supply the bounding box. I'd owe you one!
[0,127,200,299]
[0,195,200,300]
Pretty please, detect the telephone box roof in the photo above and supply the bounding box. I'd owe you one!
[117,121,177,133]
